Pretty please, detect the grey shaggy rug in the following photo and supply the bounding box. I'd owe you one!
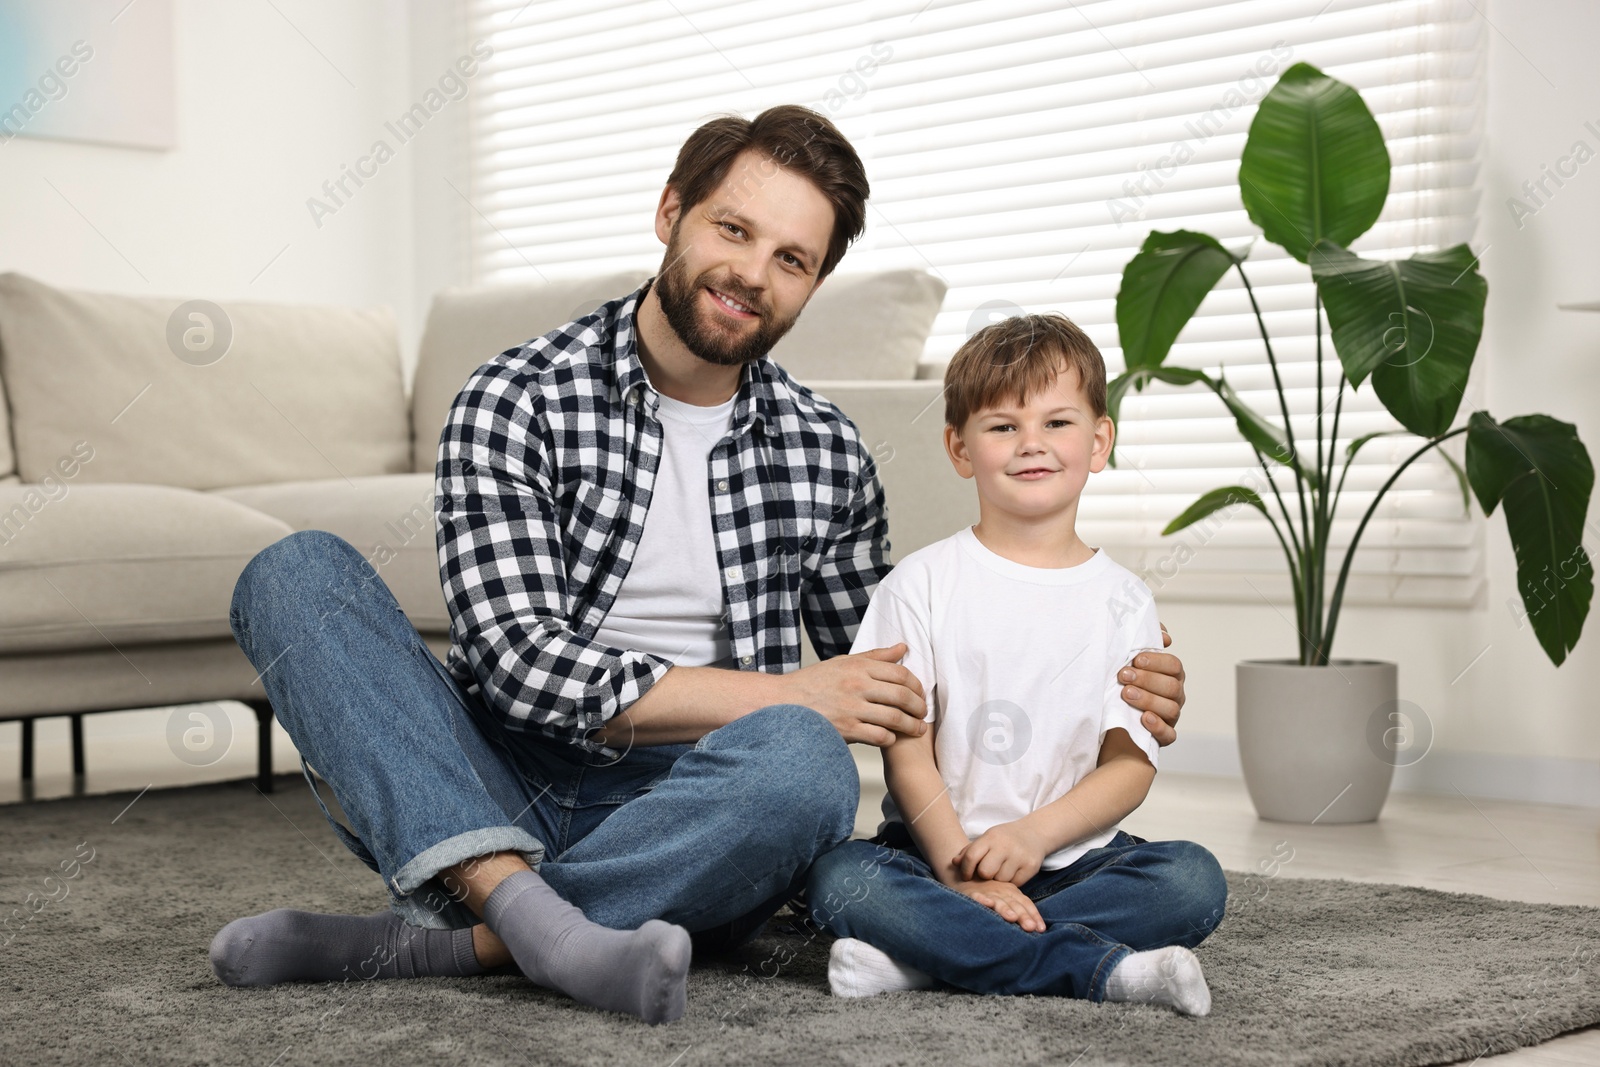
[2,775,1598,1067]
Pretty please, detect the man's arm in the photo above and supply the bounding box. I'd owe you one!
[436,362,678,748]
[800,444,891,662]
[592,643,925,747]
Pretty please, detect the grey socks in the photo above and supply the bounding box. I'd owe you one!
[1103,945,1212,1015]
[209,908,484,986]
[208,873,694,1025]
[482,869,692,1025]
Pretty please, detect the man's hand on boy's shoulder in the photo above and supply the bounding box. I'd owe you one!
[778,642,929,748]
[1119,624,1186,747]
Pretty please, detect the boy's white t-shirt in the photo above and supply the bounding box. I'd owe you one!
[851,525,1164,871]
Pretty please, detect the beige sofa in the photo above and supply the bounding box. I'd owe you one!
[0,268,975,794]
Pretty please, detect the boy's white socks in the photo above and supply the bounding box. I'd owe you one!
[1103,945,1212,1016]
[827,937,935,997]
[827,937,1212,1012]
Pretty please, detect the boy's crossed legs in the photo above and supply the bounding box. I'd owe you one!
[214,530,858,1023]
[806,826,1226,1012]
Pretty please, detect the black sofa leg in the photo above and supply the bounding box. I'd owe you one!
[249,700,274,793]
[20,717,34,782]
[70,713,86,796]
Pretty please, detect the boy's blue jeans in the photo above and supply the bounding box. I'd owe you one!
[229,530,859,937]
[807,820,1227,1000]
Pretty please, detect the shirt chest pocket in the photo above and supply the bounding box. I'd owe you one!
[789,479,854,567]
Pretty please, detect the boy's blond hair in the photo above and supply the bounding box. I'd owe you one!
[943,312,1108,430]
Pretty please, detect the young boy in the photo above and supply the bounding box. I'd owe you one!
[805,313,1227,1014]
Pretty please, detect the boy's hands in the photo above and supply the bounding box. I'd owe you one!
[956,879,1045,933]
[779,642,928,747]
[953,820,1048,886]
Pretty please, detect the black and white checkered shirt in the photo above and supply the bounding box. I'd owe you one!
[435,276,891,754]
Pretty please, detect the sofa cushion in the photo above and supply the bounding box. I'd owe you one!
[0,484,293,655]
[769,269,947,382]
[0,272,410,490]
[411,271,653,473]
[801,380,978,561]
[214,474,449,632]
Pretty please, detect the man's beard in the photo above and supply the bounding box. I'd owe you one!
[653,227,804,367]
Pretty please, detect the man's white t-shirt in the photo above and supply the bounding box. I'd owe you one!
[591,389,737,669]
[850,526,1164,871]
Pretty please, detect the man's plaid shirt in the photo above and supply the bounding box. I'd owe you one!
[435,276,892,754]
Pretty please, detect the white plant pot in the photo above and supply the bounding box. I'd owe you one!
[1235,659,1399,823]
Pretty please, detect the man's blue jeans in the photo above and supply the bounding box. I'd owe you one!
[229,529,859,936]
[807,821,1227,1000]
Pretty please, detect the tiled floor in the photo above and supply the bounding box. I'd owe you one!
[4,708,1597,1064]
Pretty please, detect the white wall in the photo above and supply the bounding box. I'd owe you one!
[405,0,473,363]
[0,0,420,357]
[1155,0,1600,807]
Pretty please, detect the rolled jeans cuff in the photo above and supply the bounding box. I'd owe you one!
[386,827,548,931]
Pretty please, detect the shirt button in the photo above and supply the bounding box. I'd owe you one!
[724,565,742,579]
[717,479,729,491]
[740,655,753,666]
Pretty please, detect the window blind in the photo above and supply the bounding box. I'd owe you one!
[466,0,1486,607]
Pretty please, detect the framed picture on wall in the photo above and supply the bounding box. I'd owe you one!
[0,0,175,151]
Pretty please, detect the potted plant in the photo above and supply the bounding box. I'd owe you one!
[1110,63,1593,823]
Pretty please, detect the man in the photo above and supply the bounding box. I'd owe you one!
[211,105,1188,1026]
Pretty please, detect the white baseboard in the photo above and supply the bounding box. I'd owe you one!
[1159,732,1600,809]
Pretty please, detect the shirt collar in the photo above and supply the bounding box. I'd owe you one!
[613,274,777,437]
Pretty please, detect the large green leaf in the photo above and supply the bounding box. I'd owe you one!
[1239,63,1391,263]
[1108,366,1316,486]
[1310,242,1486,437]
[1466,412,1594,666]
[1162,486,1270,536]
[1116,231,1238,370]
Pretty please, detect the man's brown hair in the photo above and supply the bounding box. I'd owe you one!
[664,105,869,281]
[944,312,1108,430]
